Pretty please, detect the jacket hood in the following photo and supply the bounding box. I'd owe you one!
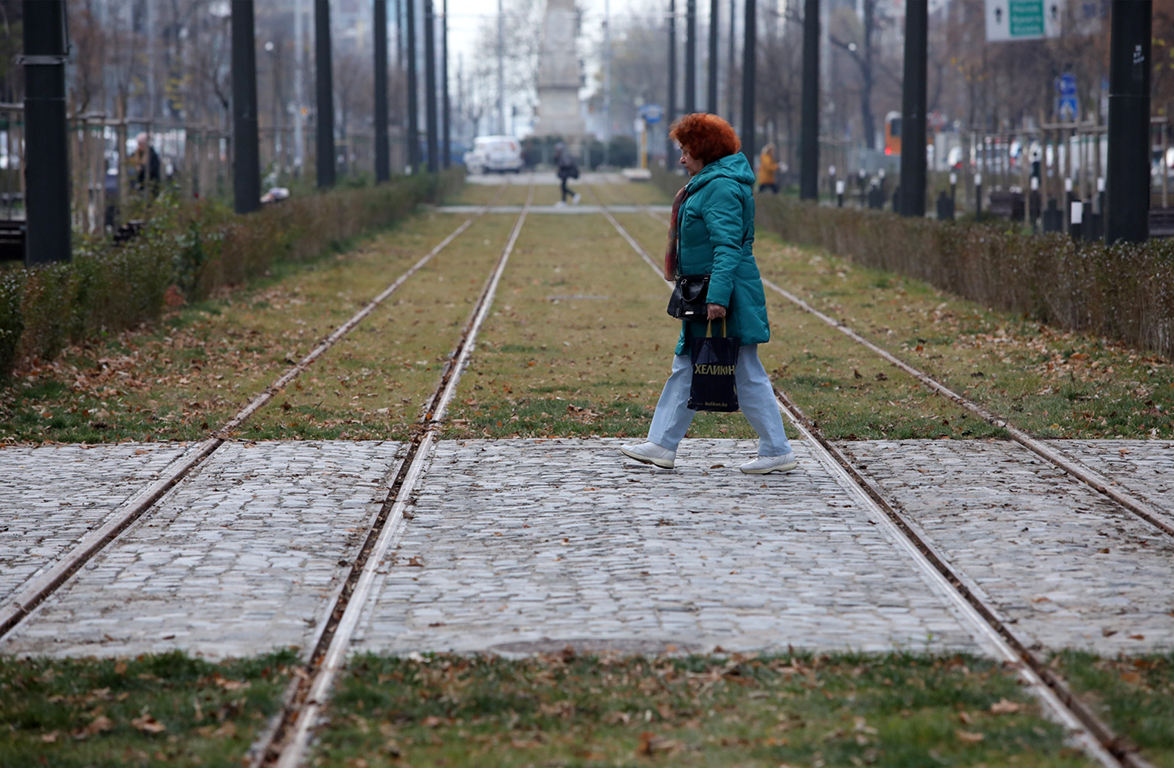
[687,151,756,192]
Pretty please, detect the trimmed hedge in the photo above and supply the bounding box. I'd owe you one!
[0,170,463,378]
[651,167,1174,359]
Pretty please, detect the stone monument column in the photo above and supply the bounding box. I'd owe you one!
[534,0,587,154]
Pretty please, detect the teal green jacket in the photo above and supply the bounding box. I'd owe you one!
[674,152,771,355]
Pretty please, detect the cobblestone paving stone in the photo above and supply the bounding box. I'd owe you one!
[841,439,1174,654]
[1,441,403,659]
[0,443,193,608]
[1054,439,1174,519]
[352,438,981,656]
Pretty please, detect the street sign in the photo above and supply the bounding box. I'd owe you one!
[1055,73,1078,120]
[984,0,1061,42]
[640,104,663,124]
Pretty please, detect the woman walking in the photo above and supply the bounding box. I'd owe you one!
[621,114,797,474]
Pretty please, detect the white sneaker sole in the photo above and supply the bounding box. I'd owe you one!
[739,460,799,475]
[620,446,675,469]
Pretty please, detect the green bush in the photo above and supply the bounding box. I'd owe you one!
[0,169,463,379]
[652,166,1174,359]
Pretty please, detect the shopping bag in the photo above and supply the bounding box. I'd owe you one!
[688,319,740,412]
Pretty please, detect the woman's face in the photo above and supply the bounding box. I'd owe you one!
[679,147,704,176]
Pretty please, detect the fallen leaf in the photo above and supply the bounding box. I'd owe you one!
[956,729,985,743]
[41,731,59,743]
[131,713,166,734]
[421,716,444,728]
[1120,672,1142,685]
[406,557,424,567]
[990,699,1022,715]
[636,731,681,755]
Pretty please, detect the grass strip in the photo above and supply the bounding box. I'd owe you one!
[443,210,777,441]
[608,210,1005,442]
[240,214,520,440]
[0,184,502,444]
[0,649,296,767]
[1053,651,1174,768]
[310,651,1093,767]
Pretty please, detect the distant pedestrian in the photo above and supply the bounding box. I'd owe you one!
[621,114,797,475]
[757,143,780,194]
[131,132,161,196]
[554,142,580,205]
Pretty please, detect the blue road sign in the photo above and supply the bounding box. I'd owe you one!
[1056,72,1077,96]
[640,104,664,124]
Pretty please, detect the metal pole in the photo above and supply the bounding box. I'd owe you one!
[442,0,450,169]
[898,0,926,216]
[740,0,756,163]
[497,0,505,134]
[1106,0,1151,243]
[424,0,439,173]
[231,1,262,213]
[294,0,305,174]
[375,0,390,182]
[604,0,611,166]
[685,0,697,113]
[314,0,335,188]
[728,0,736,122]
[708,0,719,114]
[799,0,818,199]
[407,0,420,171]
[667,0,677,162]
[22,0,70,265]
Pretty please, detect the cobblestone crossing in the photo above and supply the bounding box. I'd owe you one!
[3,437,1171,659]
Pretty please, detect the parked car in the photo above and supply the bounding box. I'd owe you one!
[464,135,523,174]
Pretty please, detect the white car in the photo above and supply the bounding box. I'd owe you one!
[464,135,523,174]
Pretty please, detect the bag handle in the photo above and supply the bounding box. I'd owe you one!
[705,318,727,338]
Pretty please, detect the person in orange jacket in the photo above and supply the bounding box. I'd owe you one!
[757,143,779,194]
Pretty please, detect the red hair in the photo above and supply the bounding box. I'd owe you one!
[669,113,741,165]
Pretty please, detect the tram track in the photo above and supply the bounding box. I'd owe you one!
[255,185,535,768]
[599,187,1174,540]
[594,188,1156,768]
[0,184,507,642]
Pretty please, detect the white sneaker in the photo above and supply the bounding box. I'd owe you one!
[572,192,581,204]
[554,200,567,207]
[739,452,798,475]
[620,441,676,469]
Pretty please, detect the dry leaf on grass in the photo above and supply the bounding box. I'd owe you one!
[73,715,114,740]
[955,729,985,743]
[990,698,1022,714]
[131,713,167,734]
[636,731,682,755]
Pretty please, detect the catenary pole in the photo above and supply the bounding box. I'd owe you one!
[375,0,390,182]
[22,0,70,265]
[708,0,719,114]
[407,0,420,171]
[685,0,697,113]
[294,0,305,174]
[799,0,819,200]
[898,0,927,216]
[497,0,505,134]
[604,0,612,166]
[740,0,756,163]
[315,0,336,188]
[442,0,450,169]
[728,0,736,121]
[667,0,677,162]
[424,0,439,172]
[1106,0,1152,243]
[231,1,261,213]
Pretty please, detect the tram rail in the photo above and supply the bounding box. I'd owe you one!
[594,187,1157,768]
[255,185,535,767]
[0,184,507,641]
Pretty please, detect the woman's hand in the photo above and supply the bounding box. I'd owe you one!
[706,303,727,320]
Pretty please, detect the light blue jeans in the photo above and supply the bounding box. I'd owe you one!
[647,344,793,456]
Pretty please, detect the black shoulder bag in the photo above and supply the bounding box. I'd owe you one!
[666,274,710,320]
